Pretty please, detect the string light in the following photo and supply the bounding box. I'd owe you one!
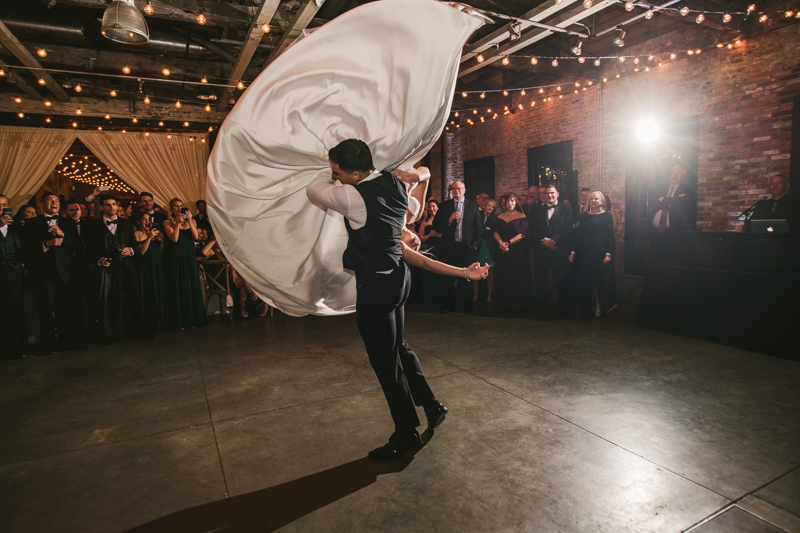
[144,1,154,15]
[175,100,182,108]
[197,14,206,25]
[480,92,485,98]
[18,113,24,118]
[132,117,138,123]
[625,1,634,10]
[122,66,130,74]
[75,84,82,92]
[158,121,164,126]
[76,109,82,115]
[144,96,150,104]
[531,57,538,65]
[696,13,705,23]
[162,69,170,76]
[552,59,558,66]
[759,14,767,22]
[502,57,510,65]
[184,122,190,127]
[201,77,208,84]
[503,90,509,96]
[14,97,21,103]
[262,23,270,33]
[237,81,245,89]
[37,49,47,57]
[645,9,654,19]
[680,6,689,16]
[477,54,485,62]
[110,90,117,97]
[46,118,51,123]
[105,114,110,119]
[583,0,592,8]
[205,104,211,111]
[0,70,4,76]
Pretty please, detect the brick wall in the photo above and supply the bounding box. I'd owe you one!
[448,21,800,272]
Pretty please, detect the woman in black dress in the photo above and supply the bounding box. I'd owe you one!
[569,191,615,319]
[492,194,529,314]
[416,199,443,309]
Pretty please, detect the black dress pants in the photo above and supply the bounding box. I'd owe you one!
[37,273,78,350]
[355,264,435,434]
[439,243,474,311]
[533,249,570,314]
[0,270,23,356]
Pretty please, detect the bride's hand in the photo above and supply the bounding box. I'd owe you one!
[466,262,489,280]
[392,168,422,184]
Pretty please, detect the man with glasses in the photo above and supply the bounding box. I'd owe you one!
[432,180,484,313]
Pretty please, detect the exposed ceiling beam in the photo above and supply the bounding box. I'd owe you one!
[261,0,326,71]
[459,0,618,78]
[462,0,582,63]
[6,71,45,101]
[172,28,237,64]
[55,0,256,30]
[0,19,70,101]
[0,95,228,122]
[217,0,282,111]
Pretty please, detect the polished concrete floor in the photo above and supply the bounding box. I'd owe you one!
[1,301,799,533]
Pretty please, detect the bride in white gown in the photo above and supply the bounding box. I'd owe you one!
[206,0,488,316]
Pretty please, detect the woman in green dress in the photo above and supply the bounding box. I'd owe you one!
[473,198,497,304]
[133,210,166,335]
[163,198,205,329]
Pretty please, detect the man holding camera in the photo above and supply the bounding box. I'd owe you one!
[84,195,144,344]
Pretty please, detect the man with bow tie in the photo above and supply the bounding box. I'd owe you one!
[22,192,83,354]
[64,199,95,340]
[84,195,144,344]
[528,183,574,317]
[139,192,167,236]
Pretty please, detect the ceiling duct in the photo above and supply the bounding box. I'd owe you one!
[101,0,149,45]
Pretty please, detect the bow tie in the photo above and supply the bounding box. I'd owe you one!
[106,220,117,226]
[547,205,555,210]
[45,215,58,220]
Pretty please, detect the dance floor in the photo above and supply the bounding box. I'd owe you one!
[1,303,798,532]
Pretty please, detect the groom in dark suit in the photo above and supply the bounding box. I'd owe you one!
[23,192,83,354]
[432,180,483,312]
[529,183,574,317]
[84,195,144,343]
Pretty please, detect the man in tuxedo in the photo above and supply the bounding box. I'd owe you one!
[0,194,24,358]
[529,184,574,317]
[650,165,696,233]
[745,174,800,232]
[306,139,447,460]
[85,196,144,343]
[23,192,83,354]
[521,185,539,217]
[64,199,95,339]
[432,180,484,312]
[139,192,168,235]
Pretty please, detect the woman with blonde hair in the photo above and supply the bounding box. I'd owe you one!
[163,198,205,328]
[569,191,615,319]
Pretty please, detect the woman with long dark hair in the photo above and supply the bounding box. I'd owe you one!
[133,210,167,334]
[492,194,529,314]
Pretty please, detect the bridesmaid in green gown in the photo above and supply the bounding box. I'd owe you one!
[133,211,166,335]
[163,198,205,329]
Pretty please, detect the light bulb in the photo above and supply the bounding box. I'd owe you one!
[162,69,170,76]
[583,0,592,8]
[37,49,47,57]
[634,57,640,64]
[723,13,732,22]
[473,109,477,114]
[521,89,526,95]
[594,59,601,66]
[645,9,653,19]
[197,14,206,25]
[46,118,51,123]
[687,49,694,55]
[578,57,585,63]
[184,122,189,127]
[539,88,544,93]
[747,4,755,13]
[557,86,561,91]
[205,104,211,111]
[132,117,138,123]
[503,90,509,96]
[122,66,130,74]
[696,49,701,54]
[454,112,459,117]
[462,92,467,97]
[159,122,164,126]
[670,53,677,59]
[105,114,110,119]
[72,122,77,127]
[262,23,270,33]
[555,0,563,4]
[145,132,150,136]
[175,100,181,108]
[76,109,82,115]
[785,10,794,17]
[144,96,150,104]
[625,1,634,10]
[44,101,51,107]
[531,57,538,65]
[144,1,154,15]
[477,54,484,62]
[759,14,767,22]
[480,92,486,99]
[38,79,46,85]
[696,14,704,23]
[237,81,245,89]
[552,59,558,66]
[97,126,102,131]
[75,84,82,92]
[502,57,509,65]
[18,113,24,118]
[680,6,689,16]
[167,135,172,139]
[110,90,117,97]
[648,55,654,61]
[0,70,4,76]
[208,126,213,132]
[619,56,626,62]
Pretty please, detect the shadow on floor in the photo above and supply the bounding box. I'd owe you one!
[125,431,432,533]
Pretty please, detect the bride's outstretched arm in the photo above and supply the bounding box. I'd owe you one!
[401,241,488,280]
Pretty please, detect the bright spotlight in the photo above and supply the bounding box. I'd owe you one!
[636,121,660,143]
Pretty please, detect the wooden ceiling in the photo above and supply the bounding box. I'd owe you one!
[0,0,772,132]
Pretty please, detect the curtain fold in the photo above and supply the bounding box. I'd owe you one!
[78,131,209,207]
[0,126,76,210]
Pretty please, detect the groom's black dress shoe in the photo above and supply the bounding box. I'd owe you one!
[424,401,448,430]
[368,431,422,461]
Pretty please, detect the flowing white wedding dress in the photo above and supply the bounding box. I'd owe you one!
[206,0,485,316]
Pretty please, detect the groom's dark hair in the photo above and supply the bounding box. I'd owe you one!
[328,139,374,173]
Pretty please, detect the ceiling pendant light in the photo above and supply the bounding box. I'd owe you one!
[101,0,149,45]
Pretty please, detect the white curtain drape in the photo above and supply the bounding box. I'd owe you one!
[0,127,209,210]
[78,132,209,207]
[0,126,76,210]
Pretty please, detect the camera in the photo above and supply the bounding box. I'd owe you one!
[1,208,12,217]
[180,207,189,214]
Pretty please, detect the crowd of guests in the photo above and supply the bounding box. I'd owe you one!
[0,189,266,359]
[409,181,618,320]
